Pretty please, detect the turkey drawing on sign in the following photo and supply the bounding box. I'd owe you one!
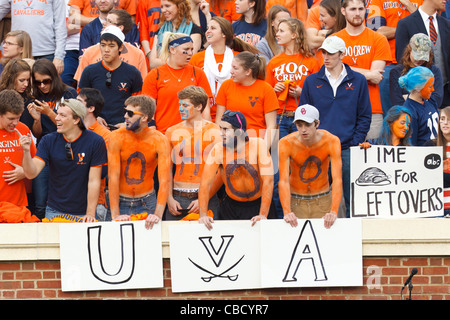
[355,167,391,186]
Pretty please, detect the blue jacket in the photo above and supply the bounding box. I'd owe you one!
[298,63,372,150]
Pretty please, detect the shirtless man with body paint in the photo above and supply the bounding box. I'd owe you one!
[198,110,275,229]
[278,104,343,229]
[164,86,221,220]
[107,95,171,229]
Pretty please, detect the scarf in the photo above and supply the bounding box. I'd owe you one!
[157,18,194,53]
[203,45,234,99]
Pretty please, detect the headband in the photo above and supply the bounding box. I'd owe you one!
[169,36,193,47]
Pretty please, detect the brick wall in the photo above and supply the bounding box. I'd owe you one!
[1,257,449,300]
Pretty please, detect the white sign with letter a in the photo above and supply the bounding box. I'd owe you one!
[260,219,363,288]
[59,221,163,292]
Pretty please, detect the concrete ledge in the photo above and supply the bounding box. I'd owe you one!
[0,218,449,261]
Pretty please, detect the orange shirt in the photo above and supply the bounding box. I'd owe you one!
[366,0,422,63]
[209,0,236,18]
[189,49,239,121]
[136,0,161,48]
[74,42,148,82]
[266,0,309,22]
[142,64,213,134]
[223,1,241,22]
[68,0,137,17]
[334,27,392,114]
[0,123,36,207]
[165,121,221,187]
[215,79,279,138]
[266,52,321,113]
[305,6,322,29]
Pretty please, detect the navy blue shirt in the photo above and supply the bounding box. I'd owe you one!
[36,129,108,216]
[78,60,143,125]
[232,19,267,46]
[20,87,77,144]
[403,97,439,146]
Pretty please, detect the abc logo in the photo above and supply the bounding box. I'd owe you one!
[424,154,441,169]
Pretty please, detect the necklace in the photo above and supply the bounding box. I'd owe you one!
[167,65,186,82]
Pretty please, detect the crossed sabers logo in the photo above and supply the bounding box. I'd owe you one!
[188,235,245,282]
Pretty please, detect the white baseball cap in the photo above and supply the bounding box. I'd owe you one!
[318,36,346,54]
[294,104,320,123]
[100,25,128,53]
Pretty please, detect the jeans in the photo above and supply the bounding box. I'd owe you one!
[164,193,219,220]
[96,204,111,222]
[380,63,395,116]
[277,114,297,139]
[272,114,298,219]
[61,50,79,88]
[366,113,383,140]
[45,205,77,220]
[32,164,49,220]
[118,192,157,216]
[341,148,351,218]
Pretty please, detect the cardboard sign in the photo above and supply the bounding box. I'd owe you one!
[169,221,261,293]
[350,146,443,218]
[260,219,362,288]
[169,219,363,293]
[59,221,163,292]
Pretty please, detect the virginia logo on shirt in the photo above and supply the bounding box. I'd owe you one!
[77,153,86,165]
[248,96,259,107]
[13,0,47,15]
[345,83,354,90]
[0,138,21,153]
[118,82,128,92]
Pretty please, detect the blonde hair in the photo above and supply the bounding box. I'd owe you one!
[278,18,312,57]
[159,32,190,62]
[1,30,33,65]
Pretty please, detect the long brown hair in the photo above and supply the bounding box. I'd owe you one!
[320,0,346,35]
[264,5,291,57]
[400,44,434,76]
[437,107,450,160]
[239,0,266,25]
[0,58,32,97]
[32,58,67,101]
[234,51,266,80]
[159,0,192,29]
[211,16,259,54]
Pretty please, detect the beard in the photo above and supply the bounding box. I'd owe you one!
[346,16,364,27]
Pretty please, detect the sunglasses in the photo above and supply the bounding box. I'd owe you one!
[35,78,52,86]
[124,108,144,117]
[65,142,73,161]
[106,71,112,88]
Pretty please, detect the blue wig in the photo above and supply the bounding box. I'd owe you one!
[376,105,412,146]
[398,66,434,93]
